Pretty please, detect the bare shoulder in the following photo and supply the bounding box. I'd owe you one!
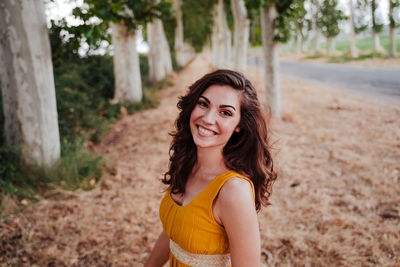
[218,177,254,206]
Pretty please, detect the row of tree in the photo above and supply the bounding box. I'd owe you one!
[0,0,399,169]
[301,0,400,58]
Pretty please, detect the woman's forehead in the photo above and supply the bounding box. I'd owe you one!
[201,84,241,106]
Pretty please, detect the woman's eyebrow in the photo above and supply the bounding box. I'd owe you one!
[199,95,210,103]
[220,104,236,111]
[200,96,236,111]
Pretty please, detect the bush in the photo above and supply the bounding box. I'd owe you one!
[0,38,169,213]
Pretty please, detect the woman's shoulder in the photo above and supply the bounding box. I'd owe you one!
[218,177,254,207]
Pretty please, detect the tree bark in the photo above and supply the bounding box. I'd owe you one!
[111,23,142,102]
[372,31,383,53]
[371,0,384,53]
[211,0,232,68]
[327,37,336,56]
[147,17,173,83]
[260,3,281,118]
[389,0,397,57]
[389,27,396,57]
[173,0,195,67]
[231,0,249,73]
[0,0,60,167]
[348,0,359,58]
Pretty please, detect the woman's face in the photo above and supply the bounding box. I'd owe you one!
[190,84,241,150]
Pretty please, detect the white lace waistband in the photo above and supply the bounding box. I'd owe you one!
[169,239,231,267]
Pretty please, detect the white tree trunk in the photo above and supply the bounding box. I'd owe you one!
[231,0,249,73]
[173,0,195,67]
[348,0,358,58]
[372,31,383,53]
[300,35,305,52]
[389,27,396,57]
[0,0,60,167]
[294,33,301,55]
[327,37,336,56]
[211,0,232,68]
[310,2,319,54]
[174,0,184,55]
[261,4,281,118]
[147,17,173,82]
[111,23,142,102]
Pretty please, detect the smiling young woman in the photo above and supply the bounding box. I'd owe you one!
[145,70,277,267]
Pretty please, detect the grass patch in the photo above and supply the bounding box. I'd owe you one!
[328,52,386,63]
[319,35,400,54]
[303,52,325,60]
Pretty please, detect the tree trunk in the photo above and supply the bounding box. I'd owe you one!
[0,0,60,167]
[372,31,383,53]
[371,0,383,53]
[327,37,335,56]
[211,0,232,68]
[173,0,195,66]
[260,3,281,118]
[231,0,249,73]
[389,27,396,57]
[310,2,319,54]
[294,33,301,54]
[111,23,142,102]
[348,0,358,58]
[147,17,173,83]
[300,35,305,52]
[389,0,396,57]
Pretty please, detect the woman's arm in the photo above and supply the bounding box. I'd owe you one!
[144,231,170,267]
[214,178,261,267]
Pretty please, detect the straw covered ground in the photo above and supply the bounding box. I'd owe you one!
[1,57,399,266]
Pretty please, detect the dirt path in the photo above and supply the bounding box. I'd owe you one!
[1,57,400,266]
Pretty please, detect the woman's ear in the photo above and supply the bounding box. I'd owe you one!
[235,127,240,133]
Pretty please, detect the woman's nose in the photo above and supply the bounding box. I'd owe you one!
[202,109,216,124]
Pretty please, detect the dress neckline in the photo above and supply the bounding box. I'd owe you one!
[169,170,233,208]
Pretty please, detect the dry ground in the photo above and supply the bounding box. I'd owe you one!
[1,57,399,266]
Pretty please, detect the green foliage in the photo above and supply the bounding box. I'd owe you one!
[249,12,262,46]
[370,0,384,33]
[60,0,172,53]
[224,0,234,33]
[277,1,301,42]
[182,0,214,52]
[74,0,172,31]
[354,0,369,34]
[54,55,115,141]
[0,142,102,203]
[318,0,346,38]
[290,0,307,38]
[257,0,299,43]
[389,0,400,28]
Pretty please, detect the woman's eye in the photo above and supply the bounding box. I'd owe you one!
[221,110,232,116]
[198,101,207,107]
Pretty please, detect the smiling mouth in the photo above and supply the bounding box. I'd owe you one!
[197,125,217,136]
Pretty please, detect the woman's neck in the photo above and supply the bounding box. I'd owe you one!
[192,146,228,179]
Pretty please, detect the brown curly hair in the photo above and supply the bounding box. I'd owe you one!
[162,69,277,211]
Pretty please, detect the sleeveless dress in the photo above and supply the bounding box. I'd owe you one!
[159,170,255,267]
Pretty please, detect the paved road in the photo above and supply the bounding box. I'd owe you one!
[248,57,400,105]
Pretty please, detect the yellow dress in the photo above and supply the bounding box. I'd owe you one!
[159,170,255,267]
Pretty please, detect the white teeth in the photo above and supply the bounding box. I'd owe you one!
[198,126,215,136]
